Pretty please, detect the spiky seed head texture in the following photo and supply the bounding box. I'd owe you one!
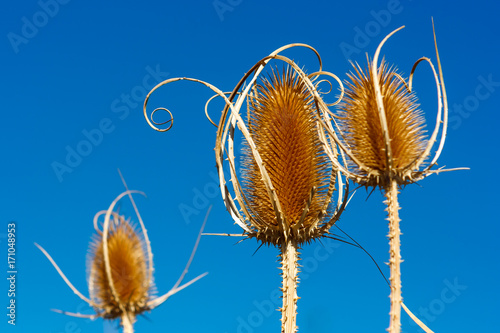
[338,60,426,187]
[241,67,332,245]
[89,214,150,319]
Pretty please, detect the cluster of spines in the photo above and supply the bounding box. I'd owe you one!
[241,67,332,245]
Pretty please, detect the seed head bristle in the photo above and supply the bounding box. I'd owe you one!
[338,59,426,186]
[89,214,150,319]
[241,66,331,244]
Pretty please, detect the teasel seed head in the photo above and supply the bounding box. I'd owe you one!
[332,25,461,188]
[89,212,151,320]
[241,66,335,244]
[338,59,426,187]
[209,45,347,246]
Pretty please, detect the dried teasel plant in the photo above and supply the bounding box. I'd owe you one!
[35,177,208,333]
[324,23,467,333]
[143,44,349,333]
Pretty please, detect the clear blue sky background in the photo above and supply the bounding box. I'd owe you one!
[2,0,499,332]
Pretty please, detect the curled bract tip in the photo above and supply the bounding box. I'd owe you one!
[150,107,174,132]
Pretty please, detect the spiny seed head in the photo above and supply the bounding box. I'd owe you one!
[88,214,151,319]
[338,59,426,187]
[241,66,334,245]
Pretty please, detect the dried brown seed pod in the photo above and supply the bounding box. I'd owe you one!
[240,66,338,245]
[212,52,349,250]
[338,59,426,188]
[88,212,150,321]
[328,24,466,188]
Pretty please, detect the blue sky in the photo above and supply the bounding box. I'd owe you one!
[2,0,499,332]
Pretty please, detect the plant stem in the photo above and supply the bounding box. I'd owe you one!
[386,179,402,333]
[280,239,299,333]
[121,314,134,333]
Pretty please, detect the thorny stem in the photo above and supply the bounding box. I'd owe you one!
[121,314,135,333]
[386,179,402,333]
[280,239,300,333]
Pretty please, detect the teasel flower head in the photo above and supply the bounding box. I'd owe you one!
[332,24,465,189]
[36,177,208,333]
[87,209,151,322]
[338,58,426,187]
[214,46,349,246]
[236,66,341,245]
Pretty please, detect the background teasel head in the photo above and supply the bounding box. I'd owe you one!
[332,25,461,188]
[88,209,152,322]
[36,181,208,333]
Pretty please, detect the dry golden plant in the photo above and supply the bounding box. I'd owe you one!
[143,44,349,333]
[324,23,467,333]
[36,176,208,333]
